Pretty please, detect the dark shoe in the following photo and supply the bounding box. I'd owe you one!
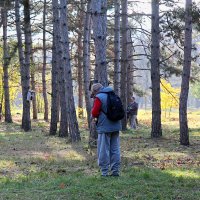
[101,175,108,177]
[110,173,119,177]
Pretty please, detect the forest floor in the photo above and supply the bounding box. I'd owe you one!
[0,109,200,200]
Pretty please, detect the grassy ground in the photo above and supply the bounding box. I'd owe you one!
[0,110,200,200]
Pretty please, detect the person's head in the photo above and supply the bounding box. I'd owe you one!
[91,83,103,98]
[131,96,135,102]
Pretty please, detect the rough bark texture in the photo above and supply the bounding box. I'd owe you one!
[42,0,49,121]
[60,0,80,142]
[83,0,92,127]
[127,28,134,102]
[58,63,68,138]
[15,0,25,94]
[58,16,68,138]
[31,70,37,119]
[179,0,192,146]
[49,0,59,135]
[83,1,97,146]
[91,0,108,86]
[22,0,32,131]
[2,8,12,123]
[120,0,128,130]
[77,4,84,118]
[114,0,121,96]
[30,50,37,120]
[151,0,162,138]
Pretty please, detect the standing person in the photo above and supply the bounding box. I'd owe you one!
[127,96,138,129]
[91,83,121,177]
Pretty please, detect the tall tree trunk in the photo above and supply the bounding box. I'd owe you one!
[83,0,92,127]
[30,50,37,120]
[120,0,128,130]
[83,0,97,146]
[0,76,3,121]
[151,0,162,138]
[77,5,84,119]
[2,8,12,123]
[91,0,108,86]
[127,28,134,102]
[50,0,59,135]
[58,62,68,137]
[22,0,32,131]
[179,0,192,146]
[58,10,68,138]
[42,0,49,121]
[15,0,25,117]
[59,77,68,138]
[31,71,37,119]
[60,0,80,142]
[114,0,121,96]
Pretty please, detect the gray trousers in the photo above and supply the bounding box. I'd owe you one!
[130,115,137,129]
[97,132,120,176]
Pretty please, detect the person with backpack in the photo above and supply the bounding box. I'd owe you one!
[127,96,138,129]
[91,83,124,177]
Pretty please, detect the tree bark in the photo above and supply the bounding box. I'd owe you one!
[58,13,68,138]
[151,0,162,138]
[91,0,108,86]
[2,8,12,123]
[50,0,59,135]
[60,0,80,142]
[15,0,25,107]
[83,0,92,127]
[179,0,192,146]
[22,0,32,131]
[114,0,121,96]
[77,4,84,119]
[30,49,37,120]
[83,0,97,146]
[31,70,37,119]
[42,0,49,121]
[120,0,128,130]
[127,28,134,102]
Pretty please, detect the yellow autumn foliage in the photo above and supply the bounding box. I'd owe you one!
[0,58,20,113]
[160,79,180,112]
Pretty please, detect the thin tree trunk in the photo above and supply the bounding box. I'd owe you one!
[42,0,49,121]
[120,0,128,130]
[114,0,121,95]
[50,0,59,135]
[83,0,92,127]
[31,71,37,119]
[60,0,80,142]
[179,0,192,146]
[30,49,37,120]
[2,8,12,123]
[15,0,25,110]
[151,0,162,138]
[127,28,134,102]
[0,76,3,121]
[77,7,84,118]
[91,0,108,86]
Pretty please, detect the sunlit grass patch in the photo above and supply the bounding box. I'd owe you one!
[191,131,200,137]
[0,160,16,171]
[166,169,200,179]
[54,150,86,161]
